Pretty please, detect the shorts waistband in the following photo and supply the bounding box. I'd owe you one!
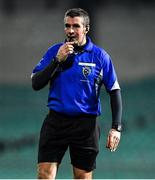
[49,109,97,119]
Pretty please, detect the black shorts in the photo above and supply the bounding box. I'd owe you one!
[38,110,100,172]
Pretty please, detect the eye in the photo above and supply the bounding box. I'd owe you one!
[64,23,81,29]
[73,24,80,28]
[65,24,71,28]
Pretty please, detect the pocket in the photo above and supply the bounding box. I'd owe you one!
[78,63,96,84]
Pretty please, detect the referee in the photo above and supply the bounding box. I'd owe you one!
[31,8,122,179]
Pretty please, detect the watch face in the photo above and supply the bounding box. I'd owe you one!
[112,124,122,132]
[117,125,122,132]
[118,127,121,132]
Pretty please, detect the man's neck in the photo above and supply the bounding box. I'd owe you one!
[79,37,87,46]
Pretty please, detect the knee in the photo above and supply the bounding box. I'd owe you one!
[73,167,92,179]
[38,168,51,179]
[74,173,92,179]
[37,163,57,179]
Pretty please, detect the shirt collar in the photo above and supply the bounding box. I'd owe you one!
[83,36,93,52]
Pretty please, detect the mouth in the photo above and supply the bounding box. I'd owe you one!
[67,36,79,47]
[67,36,77,42]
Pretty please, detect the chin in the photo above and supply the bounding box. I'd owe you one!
[67,36,77,42]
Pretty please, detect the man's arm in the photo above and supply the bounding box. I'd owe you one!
[31,41,75,91]
[110,89,122,130]
[31,58,60,91]
[106,89,122,152]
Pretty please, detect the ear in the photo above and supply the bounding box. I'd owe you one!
[85,25,90,33]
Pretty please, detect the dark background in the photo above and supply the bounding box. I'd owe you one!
[0,0,155,178]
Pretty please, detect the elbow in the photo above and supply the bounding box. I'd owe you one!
[31,76,41,91]
[32,79,45,91]
[32,83,41,91]
[31,72,48,90]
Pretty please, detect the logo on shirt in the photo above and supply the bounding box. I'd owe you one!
[78,62,96,82]
[82,66,91,78]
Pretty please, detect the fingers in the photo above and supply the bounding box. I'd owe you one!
[66,45,74,54]
[65,42,75,54]
[56,42,74,62]
[65,41,75,45]
[106,134,110,148]
[110,136,120,152]
[106,129,121,152]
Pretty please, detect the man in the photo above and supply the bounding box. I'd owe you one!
[31,8,122,179]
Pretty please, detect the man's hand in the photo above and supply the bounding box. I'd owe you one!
[56,42,74,62]
[106,128,121,152]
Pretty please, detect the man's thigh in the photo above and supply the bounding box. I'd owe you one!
[38,111,70,163]
[69,117,100,172]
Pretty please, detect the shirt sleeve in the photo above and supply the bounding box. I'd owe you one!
[31,43,62,78]
[102,53,120,91]
[31,49,53,77]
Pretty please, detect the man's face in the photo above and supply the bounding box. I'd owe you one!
[64,16,87,46]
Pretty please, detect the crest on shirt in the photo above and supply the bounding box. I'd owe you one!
[82,66,91,78]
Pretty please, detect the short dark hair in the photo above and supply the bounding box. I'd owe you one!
[64,8,90,27]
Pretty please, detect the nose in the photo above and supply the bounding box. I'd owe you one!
[68,26,74,33]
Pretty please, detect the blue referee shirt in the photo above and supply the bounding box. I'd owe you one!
[32,37,120,116]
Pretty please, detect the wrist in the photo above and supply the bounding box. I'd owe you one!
[54,56,61,63]
[112,124,122,132]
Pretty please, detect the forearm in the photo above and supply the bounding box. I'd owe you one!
[109,89,122,131]
[32,58,59,90]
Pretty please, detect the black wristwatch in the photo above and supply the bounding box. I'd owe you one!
[112,124,122,132]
